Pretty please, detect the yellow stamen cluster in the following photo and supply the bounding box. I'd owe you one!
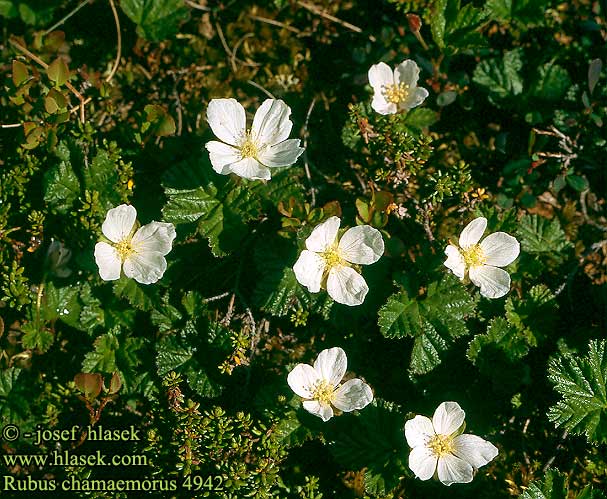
[321,245,345,269]
[115,239,135,261]
[382,83,410,104]
[239,130,258,159]
[427,434,455,457]
[462,244,486,267]
[312,380,335,404]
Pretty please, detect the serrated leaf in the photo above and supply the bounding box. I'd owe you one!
[113,277,158,311]
[156,333,223,398]
[431,0,487,52]
[405,107,438,130]
[21,322,54,352]
[473,49,524,103]
[83,149,121,209]
[468,317,529,365]
[120,0,190,42]
[273,409,314,448]
[486,0,549,24]
[516,214,572,262]
[163,172,262,257]
[378,274,476,374]
[548,340,607,444]
[530,62,571,102]
[43,160,80,214]
[519,469,567,499]
[82,329,144,392]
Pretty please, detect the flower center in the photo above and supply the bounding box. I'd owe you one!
[312,380,335,405]
[382,83,410,104]
[321,245,345,269]
[240,130,258,159]
[462,244,486,267]
[115,238,135,261]
[427,434,454,457]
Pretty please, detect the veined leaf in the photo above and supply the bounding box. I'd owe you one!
[120,0,190,42]
[378,274,476,374]
[548,340,607,444]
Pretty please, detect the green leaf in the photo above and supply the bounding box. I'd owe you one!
[144,104,176,136]
[83,149,121,209]
[42,281,82,328]
[21,322,54,352]
[519,469,567,499]
[566,175,589,192]
[516,214,572,261]
[0,1,18,18]
[163,174,261,257]
[46,57,69,86]
[473,49,524,103]
[43,160,81,214]
[548,340,607,444]
[430,0,487,52]
[330,400,407,495]
[486,0,549,24]
[378,274,476,374]
[120,0,190,42]
[82,328,144,392]
[156,333,223,398]
[530,62,571,102]
[467,316,530,366]
[113,277,158,311]
[404,107,438,131]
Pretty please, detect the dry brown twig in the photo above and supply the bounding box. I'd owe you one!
[296,0,376,42]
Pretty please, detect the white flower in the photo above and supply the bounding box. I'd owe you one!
[204,98,305,180]
[287,347,373,422]
[94,204,176,285]
[404,401,498,486]
[293,216,384,306]
[368,59,429,115]
[444,216,520,299]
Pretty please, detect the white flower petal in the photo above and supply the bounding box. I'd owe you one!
[459,217,487,249]
[305,216,341,252]
[287,363,321,398]
[326,265,369,306]
[123,251,167,285]
[394,59,420,88]
[452,434,499,469]
[469,265,511,299]
[101,204,137,243]
[205,140,241,174]
[303,400,334,422]
[401,86,429,110]
[437,454,474,486]
[368,62,394,92]
[432,402,465,436]
[257,138,304,168]
[444,244,466,279]
[293,250,326,293]
[132,222,176,256]
[338,225,384,265]
[479,232,520,267]
[206,98,246,146]
[313,347,347,387]
[332,379,373,412]
[408,446,437,481]
[229,157,271,180]
[405,415,435,448]
[251,99,293,146]
[371,94,397,115]
[94,242,122,281]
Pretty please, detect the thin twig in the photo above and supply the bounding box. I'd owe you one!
[9,38,87,123]
[296,0,376,42]
[246,80,275,99]
[105,0,122,83]
[301,97,317,206]
[43,0,91,36]
[231,33,260,69]
[248,13,301,34]
[215,21,237,72]
[185,0,211,11]
[542,430,568,472]
[202,291,230,303]
[1,123,23,129]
